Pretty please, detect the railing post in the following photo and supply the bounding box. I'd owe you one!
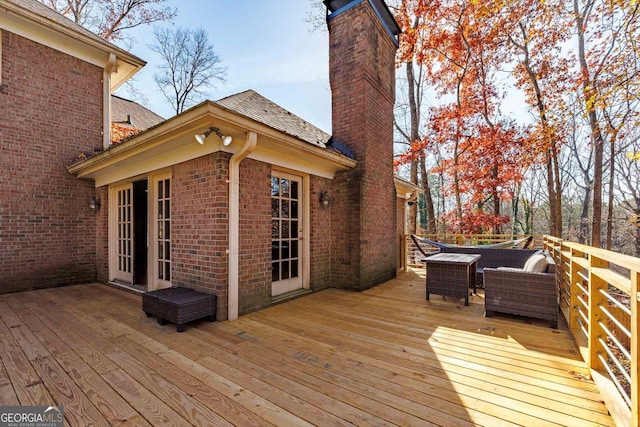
[588,253,607,372]
[568,247,580,334]
[632,269,639,426]
[402,234,407,271]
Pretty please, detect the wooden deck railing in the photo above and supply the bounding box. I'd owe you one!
[400,234,544,268]
[544,236,638,427]
[401,233,638,426]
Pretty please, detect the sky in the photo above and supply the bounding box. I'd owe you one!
[119,0,332,132]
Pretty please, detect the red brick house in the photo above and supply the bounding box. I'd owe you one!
[0,0,145,293]
[2,0,419,320]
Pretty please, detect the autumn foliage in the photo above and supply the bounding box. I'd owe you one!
[395,0,532,233]
[393,0,639,242]
[111,123,142,144]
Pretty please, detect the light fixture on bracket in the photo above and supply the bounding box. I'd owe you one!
[195,127,233,146]
[319,190,330,208]
[89,196,101,210]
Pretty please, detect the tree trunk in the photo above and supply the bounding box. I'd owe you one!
[517,23,562,237]
[579,183,592,244]
[606,138,615,249]
[545,151,559,236]
[420,154,437,233]
[492,166,501,234]
[575,0,605,248]
[512,186,522,234]
[551,150,563,237]
[523,197,533,235]
[409,160,418,234]
[406,61,420,234]
[453,142,463,230]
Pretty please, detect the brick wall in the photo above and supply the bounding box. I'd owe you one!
[238,159,271,314]
[310,175,333,290]
[96,186,109,283]
[0,31,102,292]
[327,1,398,290]
[172,153,229,320]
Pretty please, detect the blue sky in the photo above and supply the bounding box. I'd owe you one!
[120,0,332,132]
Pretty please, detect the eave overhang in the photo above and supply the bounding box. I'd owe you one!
[394,176,422,199]
[0,0,145,90]
[68,101,357,187]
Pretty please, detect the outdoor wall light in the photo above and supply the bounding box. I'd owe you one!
[89,197,101,210]
[195,127,233,146]
[319,190,330,208]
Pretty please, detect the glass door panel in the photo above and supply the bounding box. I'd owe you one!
[114,184,133,283]
[154,176,171,288]
[271,172,303,296]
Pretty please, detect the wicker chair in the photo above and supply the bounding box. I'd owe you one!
[483,253,558,328]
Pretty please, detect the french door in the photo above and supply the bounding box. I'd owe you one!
[110,172,171,290]
[113,184,133,283]
[151,174,172,290]
[271,171,303,296]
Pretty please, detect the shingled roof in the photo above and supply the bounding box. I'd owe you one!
[3,0,142,60]
[111,95,165,130]
[215,90,330,148]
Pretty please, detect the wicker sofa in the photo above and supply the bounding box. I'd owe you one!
[483,252,558,328]
[438,246,538,285]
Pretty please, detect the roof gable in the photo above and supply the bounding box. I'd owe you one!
[215,90,330,148]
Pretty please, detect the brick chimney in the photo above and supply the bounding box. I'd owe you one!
[325,0,400,290]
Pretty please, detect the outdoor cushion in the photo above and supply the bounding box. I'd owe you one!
[523,253,548,273]
[496,266,524,272]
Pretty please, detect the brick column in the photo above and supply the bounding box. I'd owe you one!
[326,0,399,290]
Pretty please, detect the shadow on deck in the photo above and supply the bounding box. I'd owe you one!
[0,269,613,426]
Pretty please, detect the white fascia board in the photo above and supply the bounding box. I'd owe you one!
[70,102,356,186]
[394,176,422,199]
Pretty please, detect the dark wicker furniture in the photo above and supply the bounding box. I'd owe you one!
[423,253,481,306]
[142,287,216,332]
[483,254,558,328]
[439,246,538,286]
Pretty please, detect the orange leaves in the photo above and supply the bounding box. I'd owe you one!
[394,0,541,233]
[442,208,511,234]
[111,123,142,144]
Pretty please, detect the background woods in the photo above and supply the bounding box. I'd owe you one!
[392,0,640,255]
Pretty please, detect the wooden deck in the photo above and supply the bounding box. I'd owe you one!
[0,269,614,426]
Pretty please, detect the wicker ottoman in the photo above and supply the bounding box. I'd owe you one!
[142,287,216,332]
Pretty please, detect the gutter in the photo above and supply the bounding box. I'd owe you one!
[103,53,116,150]
[227,131,257,320]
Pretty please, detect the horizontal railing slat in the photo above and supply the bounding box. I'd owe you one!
[591,267,632,294]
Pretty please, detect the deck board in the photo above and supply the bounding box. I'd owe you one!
[0,269,614,426]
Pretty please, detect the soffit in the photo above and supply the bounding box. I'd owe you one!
[394,176,422,199]
[68,101,356,187]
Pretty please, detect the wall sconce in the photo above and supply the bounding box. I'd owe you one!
[89,197,101,210]
[319,190,330,208]
[195,127,233,146]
